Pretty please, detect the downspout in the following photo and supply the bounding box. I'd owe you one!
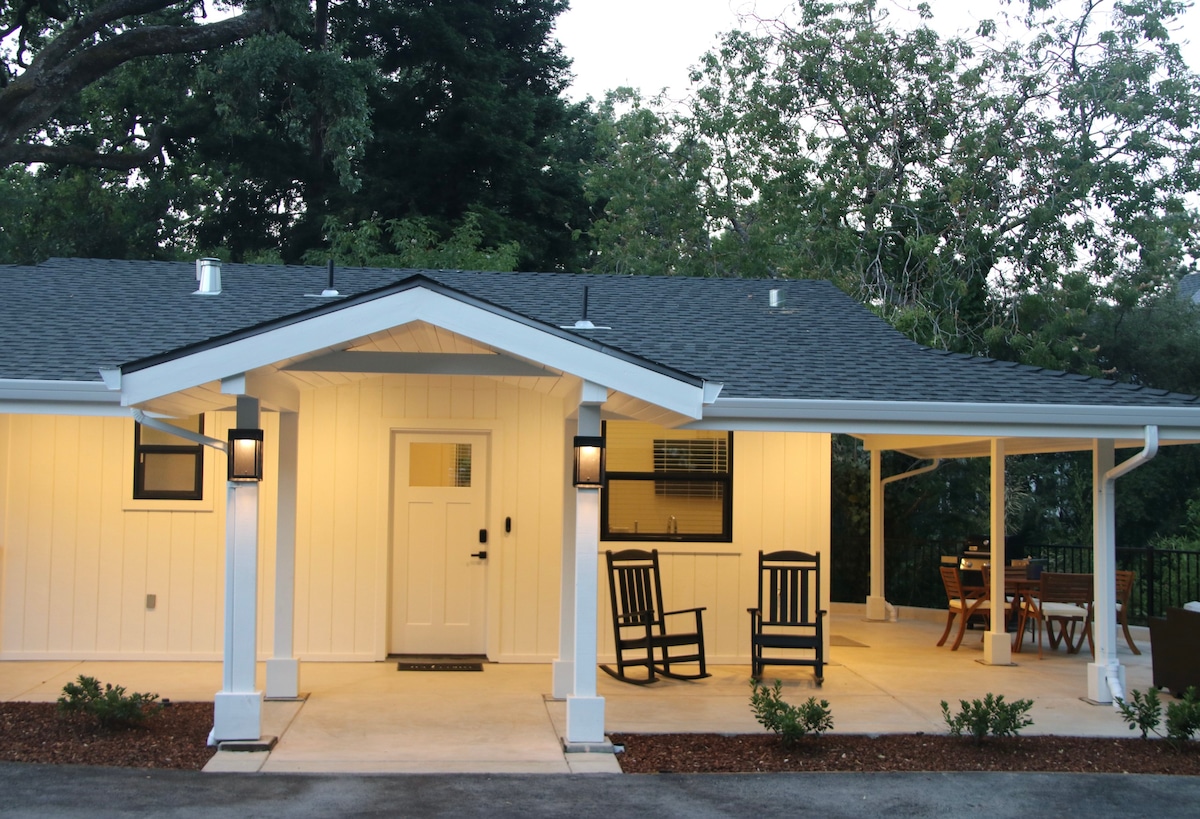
[131,409,227,452]
[869,457,942,621]
[1101,425,1158,705]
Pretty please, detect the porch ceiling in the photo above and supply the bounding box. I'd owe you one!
[854,432,1199,459]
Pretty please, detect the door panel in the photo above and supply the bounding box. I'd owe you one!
[390,433,488,655]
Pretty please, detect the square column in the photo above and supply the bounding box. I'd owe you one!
[266,410,299,700]
[983,438,1011,666]
[1089,439,1120,702]
[865,449,888,620]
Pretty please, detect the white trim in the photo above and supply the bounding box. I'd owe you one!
[120,288,706,418]
[0,379,124,415]
[692,397,1200,437]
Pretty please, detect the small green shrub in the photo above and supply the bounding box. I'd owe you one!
[940,694,1033,744]
[57,675,160,729]
[1117,687,1200,749]
[1116,687,1163,739]
[749,679,834,746]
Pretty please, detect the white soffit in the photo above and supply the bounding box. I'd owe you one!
[854,433,1198,459]
[118,287,707,419]
[0,379,125,416]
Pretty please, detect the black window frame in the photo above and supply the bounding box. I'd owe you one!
[601,425,733,543]
[133,415,205,501]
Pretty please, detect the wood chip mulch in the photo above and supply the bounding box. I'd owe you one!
[0,701,215,770]
[610,732,1200,775]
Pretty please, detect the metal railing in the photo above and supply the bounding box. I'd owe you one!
[873,540,1200,624]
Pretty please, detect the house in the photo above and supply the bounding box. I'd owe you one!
[3,258,1199,745]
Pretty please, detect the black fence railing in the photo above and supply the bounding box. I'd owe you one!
[877,540,1200,625]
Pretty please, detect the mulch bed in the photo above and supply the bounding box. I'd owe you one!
[610,732,1200,775]
[0,701,215,770]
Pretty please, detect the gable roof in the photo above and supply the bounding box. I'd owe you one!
[2,258,1196,412]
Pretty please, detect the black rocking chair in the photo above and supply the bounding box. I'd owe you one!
[602,548,710,685]
[748,550,826,684]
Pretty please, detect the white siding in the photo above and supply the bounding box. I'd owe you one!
[0,386,831,665]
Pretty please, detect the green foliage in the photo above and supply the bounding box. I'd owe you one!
[940,694,1033,744]
[57,675,161,729]
[1117,687,1163,739]
[749,680,834,746]
[306,213,520,272]
[1118,687,1200,748]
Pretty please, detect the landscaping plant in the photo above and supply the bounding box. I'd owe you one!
[940,694,1033,744]
[749,679,834,746]
[1117,687,1200,749]
[57,675,161,729]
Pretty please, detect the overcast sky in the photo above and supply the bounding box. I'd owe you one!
[553,0,1200,102]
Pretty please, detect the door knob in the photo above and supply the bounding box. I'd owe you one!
[471,550,488,560]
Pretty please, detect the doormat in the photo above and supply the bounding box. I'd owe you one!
[830,635,868,648]
[397,662,483,672]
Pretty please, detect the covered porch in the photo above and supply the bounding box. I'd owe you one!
[0,605,1154,773]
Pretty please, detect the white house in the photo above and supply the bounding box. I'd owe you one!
[2,258,1198,745]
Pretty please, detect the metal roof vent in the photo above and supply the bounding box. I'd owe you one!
[194,257,222,296]
[560,285,610,330]
[306,258,345,298]
[769,288,783,307]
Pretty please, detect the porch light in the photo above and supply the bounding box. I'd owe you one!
[227,428,264,482]
[573,435,605,488]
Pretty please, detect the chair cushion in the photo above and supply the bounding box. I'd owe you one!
[1041,602,1088,617]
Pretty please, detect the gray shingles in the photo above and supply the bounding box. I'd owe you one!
[1,258,1197,408]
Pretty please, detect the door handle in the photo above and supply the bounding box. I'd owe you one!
[471,550,488,560]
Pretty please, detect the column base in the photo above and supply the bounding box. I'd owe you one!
[982,631,1013,666]
[213,691,263,742]
[265,658,299,700]
[865,596,889,621]
[1088,661,1125,704]
[565,695,606,744]
[551,660,574,700]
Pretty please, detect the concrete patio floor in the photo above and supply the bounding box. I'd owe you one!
[0,605,1154,774]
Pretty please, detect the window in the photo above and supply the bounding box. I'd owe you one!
[602,421,733,542]
[133,415,205,500]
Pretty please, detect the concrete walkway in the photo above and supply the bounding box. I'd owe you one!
[0,608,1155,775]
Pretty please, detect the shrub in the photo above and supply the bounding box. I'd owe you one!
[1120,687,1200,748]
[940,694,1033,744]
[1116,687,1163,739]
[749,679,834,746]
[57,675,161,729]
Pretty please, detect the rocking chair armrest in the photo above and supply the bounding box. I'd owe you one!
[662,606,707,618]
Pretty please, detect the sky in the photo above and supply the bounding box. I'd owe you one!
[552,0,1200,103]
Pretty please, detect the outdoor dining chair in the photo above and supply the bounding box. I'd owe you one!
[1018,572,1094,659]
[937,565,1010,651]
[1115,570,1141,655]
[602,548,710,685]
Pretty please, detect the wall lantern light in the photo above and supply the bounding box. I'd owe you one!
[228,428,264,482]
[573,435,605,488]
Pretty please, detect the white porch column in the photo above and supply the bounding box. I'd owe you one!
[553,426,578,700]
[213,395,264,741]
[565,381,607,744]
[865,449,888,620]
[1089,439,1119,702]
[983,438,1012,665]
[266,410,299,700]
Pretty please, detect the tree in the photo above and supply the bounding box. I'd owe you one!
[0,0,287,169]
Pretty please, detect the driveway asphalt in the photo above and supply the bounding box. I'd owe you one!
[2,764,1197,819]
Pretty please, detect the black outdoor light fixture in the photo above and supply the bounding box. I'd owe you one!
[573,435,605,488]
[227,428,264,482]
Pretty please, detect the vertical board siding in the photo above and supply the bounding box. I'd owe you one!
[597,431,831,664]
[0,414,235,658]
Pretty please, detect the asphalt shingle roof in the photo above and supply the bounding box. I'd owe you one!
[2,258,1196,408]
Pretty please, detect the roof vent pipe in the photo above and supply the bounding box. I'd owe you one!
[194,258,222,295]
[769,288,783,307]
[322,258,339,297]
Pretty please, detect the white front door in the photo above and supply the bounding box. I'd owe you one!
[390,432,489,655]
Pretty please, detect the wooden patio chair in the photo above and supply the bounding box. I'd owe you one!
[1021,572,1094,659]
[602,549,710,685]
[1115,570,1141,655]
[748,550,827,684]
[937,565,1010,651]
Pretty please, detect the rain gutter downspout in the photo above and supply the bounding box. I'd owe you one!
[1100,425,1158,706]
[869,457,942,620]
[131,409,227,452]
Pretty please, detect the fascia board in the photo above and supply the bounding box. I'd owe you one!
[688,398,1200,439]
[0,379,124,415]
[119,288,706,418]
